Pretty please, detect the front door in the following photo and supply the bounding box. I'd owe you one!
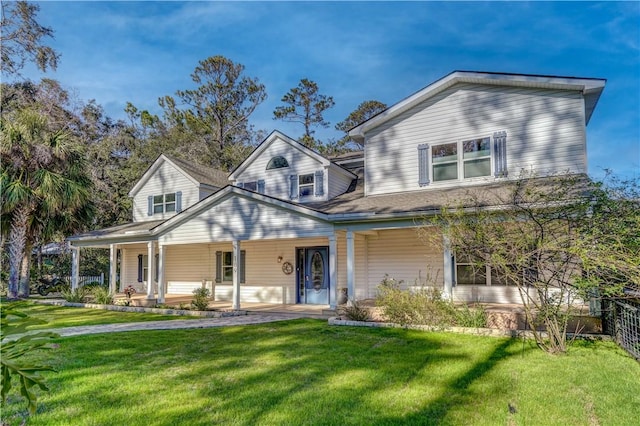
[297,247,329,304]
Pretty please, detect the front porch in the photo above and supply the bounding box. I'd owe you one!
[118,293,334,317]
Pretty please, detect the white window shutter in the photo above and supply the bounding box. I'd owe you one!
[418,144,430,186]
[289,175,298,200]
[314,170,324,196]
[493,131,507,177]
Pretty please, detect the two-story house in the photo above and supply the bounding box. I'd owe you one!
[68,71,605,308]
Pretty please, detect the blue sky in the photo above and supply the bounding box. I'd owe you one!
[19,1,640,179]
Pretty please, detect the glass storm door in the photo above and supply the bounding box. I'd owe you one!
[299,247,329,304]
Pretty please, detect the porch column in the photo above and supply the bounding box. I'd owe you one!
[329,233,337,309]
[157,245,165,303]
[443,234,453,300]
[346,230,355,301]
[147,241,155,299]
[109,244,117,295]
[70,245,80,291]
[120,248,126,293]
[232,240,241,310]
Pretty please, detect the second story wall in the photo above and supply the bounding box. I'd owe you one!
[364,82,587,196]
[132,161,200,222]
[233,134,354,203]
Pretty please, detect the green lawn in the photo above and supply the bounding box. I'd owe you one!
[3,301,200,330]
[2,319,638,425]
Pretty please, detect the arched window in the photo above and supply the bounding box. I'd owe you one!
[266,156,289,170]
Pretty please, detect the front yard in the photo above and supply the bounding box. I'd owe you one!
[2,314,639,425]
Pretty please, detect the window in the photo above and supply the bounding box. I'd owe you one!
[243,181,257,191]
[137,254,158,283]
[215,250,246,283]
[222,252,233,282]
[153,193,176,214]
[463,137,491,178]
[431,136,492,182]
[266,156,289,170]
[299,174,314,197]
[455,252,513,286]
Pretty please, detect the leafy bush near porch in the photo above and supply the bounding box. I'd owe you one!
[338,299,371,321]
[60,286,89,303]
[376,274,487,327]
[91,287,113,305]
[191,287,211,311]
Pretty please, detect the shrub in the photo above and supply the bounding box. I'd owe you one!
[192,287,211,311]
[376,274,457,327]
[454,304,488,328]
[61,286,89,303]
[338,299,371,321]
[92,287,114,305]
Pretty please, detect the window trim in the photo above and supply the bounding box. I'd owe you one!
[298,173,315,198]
[152,193,177,214]
[430,135,494,184]
[454,253,513,286]
[266,156,289,170]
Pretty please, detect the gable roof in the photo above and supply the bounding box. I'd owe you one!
[349,71,606,143]
[228,130,356,180]
[128,154,229,197]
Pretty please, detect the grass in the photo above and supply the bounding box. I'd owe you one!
[2,301,199,330]
[2,319,639,425]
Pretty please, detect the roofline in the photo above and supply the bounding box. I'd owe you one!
[152,185,331,235]
[228,130,356,180]
[128,154,202,197]
[349,70,606,142]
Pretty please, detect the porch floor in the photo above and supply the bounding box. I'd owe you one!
[118,293,333,317]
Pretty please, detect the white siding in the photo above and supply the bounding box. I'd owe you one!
[365,83,586,196]
[158,194,333,245]
[163,238,328,303]
[132,161,200,222]
[365,228,445,297]
[328,169,355,200]
[452,285,522,304]
[234,136,327,202]
[120,244,150,293]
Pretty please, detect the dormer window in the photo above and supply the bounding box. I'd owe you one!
[298,174,314,197]
[266,156,289,170]
[147,192,181,216]
[154,193,176,213]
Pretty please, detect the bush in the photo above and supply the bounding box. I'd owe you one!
[454,304,488,328]
[338,299,371,321]
[191,287,211,311]
[61,286,89,303]
[92,287,113,305]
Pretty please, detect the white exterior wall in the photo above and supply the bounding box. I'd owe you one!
[120,244,150,292]
[159,195,333,245]
[365,84,586,196]
[365,228,445,296]
[132,161,200,222]
[234,137,328,202]
[328,170,355,200]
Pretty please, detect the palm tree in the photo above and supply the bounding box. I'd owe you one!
[1,108,93,299]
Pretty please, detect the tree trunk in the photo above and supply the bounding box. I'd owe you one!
[7,205,31,299]
[18,244,32,298]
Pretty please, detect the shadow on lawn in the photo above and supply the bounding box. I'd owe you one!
[380,337,521,425]
[18,320,529,425]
